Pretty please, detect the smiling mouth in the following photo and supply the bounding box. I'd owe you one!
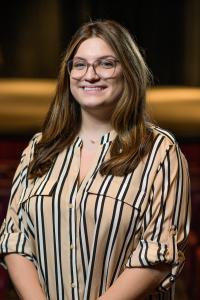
[80,86,107,91]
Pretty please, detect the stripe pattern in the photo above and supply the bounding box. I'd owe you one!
[0,127,191,300]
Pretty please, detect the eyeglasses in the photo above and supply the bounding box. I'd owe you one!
[67,57,120,79]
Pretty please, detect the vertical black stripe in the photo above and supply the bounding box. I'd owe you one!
[52,144,77,300]
[134,135,165,209]
[111,207,140,283]
[35,196,45,282]
[40,195,50,299]
[69,180,80,300]
[79,143,110,283]
[99,174,133,294]
[172,146,183,226]
[84,175,113,299]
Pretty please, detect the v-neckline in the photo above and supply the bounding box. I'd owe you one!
[77,145,101,192]
[74,129,116,193]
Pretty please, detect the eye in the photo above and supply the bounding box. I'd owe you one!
[73,61,87,70]
[100,59,115,69]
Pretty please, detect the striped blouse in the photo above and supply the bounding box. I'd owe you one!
[0,126,191,300]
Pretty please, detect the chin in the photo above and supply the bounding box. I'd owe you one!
[82,103,105,110]
[78,98,106,108]
[82,101,116,114]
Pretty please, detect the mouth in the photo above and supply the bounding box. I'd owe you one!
[80,85,107,91]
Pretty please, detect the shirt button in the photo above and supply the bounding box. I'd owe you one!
[68,203,74,208]
[170,276,175,282]
[170,225,177,235]
[70,244,75,250]
[71,283,76,288]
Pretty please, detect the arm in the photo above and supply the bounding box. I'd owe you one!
[98,264,170,300]
[0,134,45,298]
[5,254,46,300]
[99,142,191,299]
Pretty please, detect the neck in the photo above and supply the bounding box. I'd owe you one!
[79,108,113,141]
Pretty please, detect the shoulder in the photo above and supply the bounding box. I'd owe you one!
[10,133,42,185]
[149,125,183,163]
[30,132,42,143]
[21,132,42,165]
[151,125,178,149]
[151,125,177,145]
[29,132,42,149]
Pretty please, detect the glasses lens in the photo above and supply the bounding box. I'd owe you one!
[95,59,116,78]
[68,59,87,79]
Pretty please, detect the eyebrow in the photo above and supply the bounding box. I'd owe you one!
[73,55,117,60]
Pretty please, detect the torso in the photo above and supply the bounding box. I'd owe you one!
[1,128,190,300]
[78,143,97,187]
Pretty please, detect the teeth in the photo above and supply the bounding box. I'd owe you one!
[83,87,103,91]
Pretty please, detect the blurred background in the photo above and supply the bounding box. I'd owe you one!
[0,0,200,299]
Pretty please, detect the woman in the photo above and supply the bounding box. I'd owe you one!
[0,20,190,300]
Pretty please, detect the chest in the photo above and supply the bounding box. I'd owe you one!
[19,145,158,234]
[78,145,98,187]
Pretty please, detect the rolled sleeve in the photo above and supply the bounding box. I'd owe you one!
[126,143,191,291]
[0,135,40,268]
[0,218,33,269]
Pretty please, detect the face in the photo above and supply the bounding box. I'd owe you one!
[69,37,124,114]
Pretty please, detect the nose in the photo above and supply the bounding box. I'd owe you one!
[84,65,100,81]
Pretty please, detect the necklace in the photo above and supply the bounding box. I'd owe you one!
[90,139,97,144]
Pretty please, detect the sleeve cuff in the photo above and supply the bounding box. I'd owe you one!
[0,232,33,269]
[125,238,185,291]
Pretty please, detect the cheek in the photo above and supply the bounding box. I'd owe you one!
[70,79,79,99]
[112,80,124,98]
[118,81,124,94]
[112,73,124,92]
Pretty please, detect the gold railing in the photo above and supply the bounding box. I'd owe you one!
[0,79,200,136]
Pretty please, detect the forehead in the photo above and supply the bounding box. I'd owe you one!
[74,37,116,60]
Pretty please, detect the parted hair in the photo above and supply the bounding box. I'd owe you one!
[29,19,154,179]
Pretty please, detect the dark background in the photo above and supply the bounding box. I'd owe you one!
[0,1,200,299]
[0,0,200,86]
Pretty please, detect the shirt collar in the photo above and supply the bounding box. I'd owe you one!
[100,130,117,145]
[73,130,117,147]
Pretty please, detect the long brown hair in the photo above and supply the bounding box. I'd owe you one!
[29,19,154,178]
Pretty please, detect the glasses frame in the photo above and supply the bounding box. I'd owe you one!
[67,57,120,79]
